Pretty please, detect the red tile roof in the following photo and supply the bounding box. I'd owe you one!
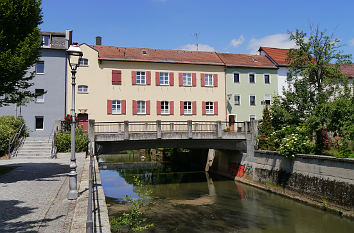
[340,64,354,78]
[259,47,292,66]
[88,45,224,66]
[217,53,277,69]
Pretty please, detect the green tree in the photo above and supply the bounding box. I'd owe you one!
[258,105,274,150]
[0,0,43,107]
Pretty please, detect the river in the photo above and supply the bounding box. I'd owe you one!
[99,154,354,233]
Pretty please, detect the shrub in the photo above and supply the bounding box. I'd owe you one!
[55,126,88,153]
[258,105,274,150]
[0,116,27,157]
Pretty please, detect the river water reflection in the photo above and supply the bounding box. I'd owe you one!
[99,154,354,233]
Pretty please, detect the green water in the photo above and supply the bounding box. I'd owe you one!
[99,155,354,233]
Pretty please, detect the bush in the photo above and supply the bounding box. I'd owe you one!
[0,116,27,157]
[55,126,89,153]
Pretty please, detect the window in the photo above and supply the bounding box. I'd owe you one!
[264,74,270,84]
[112,100,121,114]
[41,35,50,46]
[160,72,169,85]
[205,74,213,86]
[249,73,255,83]
[79,58,88,66]
[287,72,293,82]
[184,101,192,114]
[234,73,240,83]
[250,115,256,122]
[35,89,44,103]
[136,71,146,85]
[206,101,214,114]
[183,73,192,86]
[36,61,44,74]
[250,95,256,106]
[161,101,169,114]
[137,101,146,114]
[35,116,44,130]
[234,95,240,105]
[265,94,271,105]
[78,85,88,93]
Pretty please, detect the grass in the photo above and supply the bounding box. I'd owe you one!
[265,181,284,189]
[0,166,16,176]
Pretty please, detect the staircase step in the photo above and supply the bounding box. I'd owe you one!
[13,155,51,159]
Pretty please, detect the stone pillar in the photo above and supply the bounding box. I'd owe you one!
[124,121,129,140]
[216,121,222,138]
[88,120,95,155]
[205,149,216,171]
[156,120,162,139]
[187,120,192,138]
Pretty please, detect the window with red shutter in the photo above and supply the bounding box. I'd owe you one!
[157,101,161,115]
[179,73,183,86]
[201,73,205,86]
[214,101,218,115]
[112,70,122,85]
[132,71,136,85]
[155,72,160,86]
[213,74,218,87]
[170,101,174,115]
[107,100,112,114]
[146,71,151,85]
[146,101,150,115]
[180,101,184,115]
[202,101,206,115]
[192,101,197,115]
[133,100,137,115]
[169,72,174,86]
[192,73,196,87]
[121,100,126,114]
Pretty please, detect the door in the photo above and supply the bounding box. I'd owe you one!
[228,115,235,132]
[78,113,88,133]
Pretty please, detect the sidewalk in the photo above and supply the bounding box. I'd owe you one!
[0,153,85,233]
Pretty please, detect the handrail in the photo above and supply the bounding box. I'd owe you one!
[86,152,93,233]
[8,122,25,158]
[51,126,58,159]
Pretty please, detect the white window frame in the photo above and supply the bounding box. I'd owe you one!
[160,72,169,85]
[233,72,240,83]
[264,94,271,105]
[264,73,270,84]
[184,101,192,115]
[205,74,213,86]
[234,94,240,105]
[35,89,44,103]
[112,100,121,114]
[79,58,89,66]
[183,73,192,86]
[36,61,44,74]
[206,101,214,114]
[161,101,170,114]
[41,35,50,47]
[137,101,146,114]
[35,116,44,130]
[136,71,146,85]
[250,115,256,122]
[250,95,256,106]
[78,85,88,94]
[249,73,255,84]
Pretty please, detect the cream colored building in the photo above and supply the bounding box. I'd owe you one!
[67,44,226,123]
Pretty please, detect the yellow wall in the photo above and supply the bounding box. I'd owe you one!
[67,44,226,122]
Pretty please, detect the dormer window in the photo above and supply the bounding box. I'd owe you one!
[142,50,147,55]
[41,35,50,47]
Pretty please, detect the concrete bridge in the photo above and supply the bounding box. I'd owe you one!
[88,120,258,154]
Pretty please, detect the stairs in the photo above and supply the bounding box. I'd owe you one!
[15,136,53,159]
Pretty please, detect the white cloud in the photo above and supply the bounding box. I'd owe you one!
[179,43,215,52]
[247,33,296,54]
[350,38,354,46]
[230,35,245,48]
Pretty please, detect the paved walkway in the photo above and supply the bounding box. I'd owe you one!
[0,153,85,233]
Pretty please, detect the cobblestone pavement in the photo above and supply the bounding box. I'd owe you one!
[0,153,85,233]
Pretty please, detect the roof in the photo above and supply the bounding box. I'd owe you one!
[340,64,354,78]
[217,53,277,69]
[259,47,292,66]
[87,45,225,66]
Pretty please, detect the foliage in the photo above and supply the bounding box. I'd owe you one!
[110,176,155,232]
[62,114,78,131]
[0,116,27,157]
[55,126,88,153]
[0,0,43,106]
[258,105,274,150]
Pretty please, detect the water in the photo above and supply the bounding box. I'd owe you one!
[99,154,354,233]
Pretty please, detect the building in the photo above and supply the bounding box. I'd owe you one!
[217,53,278,124]
[68,42,227,126]
[0,30,72,136]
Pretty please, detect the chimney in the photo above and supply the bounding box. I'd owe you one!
[65,30,73,48]
[96,36,102,45]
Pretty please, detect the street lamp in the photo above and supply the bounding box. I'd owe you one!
[66,42,83,200]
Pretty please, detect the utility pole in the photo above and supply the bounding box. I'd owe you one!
[194,33,199,51]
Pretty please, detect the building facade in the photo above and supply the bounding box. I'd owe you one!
[0,31,72,136]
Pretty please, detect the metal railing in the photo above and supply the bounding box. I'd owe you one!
[8,122,25,158]
[50,125,59,158]
[86,152,93,233]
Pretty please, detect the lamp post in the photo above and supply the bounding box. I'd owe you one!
[66,43,83,200]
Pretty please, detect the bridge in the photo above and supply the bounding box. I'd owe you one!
[88,120,258,154]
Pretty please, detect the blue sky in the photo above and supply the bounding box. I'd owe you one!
[41,0,354,59]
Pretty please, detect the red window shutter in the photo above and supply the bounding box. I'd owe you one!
[202,101,206,115]
[133,100,137,115]
[169,72,174,86]
[201,73,205,87]
[155,72,160,86]
[112,70,122,85]
[179,73,183,86]
[170,101,174,115]
[121,100,126,115]
[192,101,197,115]
[157,101,161,115]
[146,101,150,115]
[213,74,218,87]
[132,71,136,85]
[146,71,151,85]
[214,101,218,115]
[107,100,112,114]
[180,101,184,115]
[192,73,196,87]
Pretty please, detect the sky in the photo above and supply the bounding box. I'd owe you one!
[41,0,354,59]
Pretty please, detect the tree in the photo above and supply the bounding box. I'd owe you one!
[0,0,43,107]
[273,26,352,154]
[258,105,274,150]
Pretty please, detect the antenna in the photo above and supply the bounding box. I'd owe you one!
[194,33,199,51]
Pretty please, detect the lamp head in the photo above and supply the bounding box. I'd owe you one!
[66,42,83,70]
